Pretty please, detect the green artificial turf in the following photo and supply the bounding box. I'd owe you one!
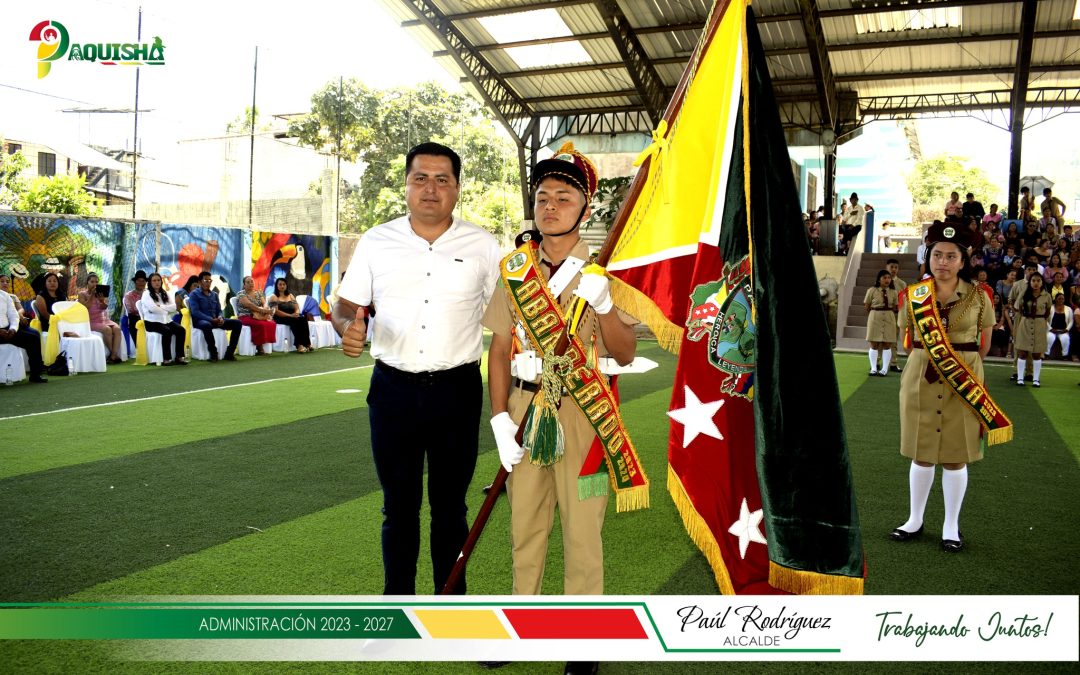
[1,344,1077,674]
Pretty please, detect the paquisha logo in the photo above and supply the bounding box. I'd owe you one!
[29,19,165,79]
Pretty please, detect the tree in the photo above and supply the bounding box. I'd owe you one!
[225,106,272,134]
[291,79,521,233]
[0,139,30,209]
[15,174,102,216]
[906,155,1000,216]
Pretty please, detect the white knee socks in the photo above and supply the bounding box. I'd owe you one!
[880,349,892,374]
[900,462,935,533]
[1017,358,1027,382]
[1033,359,1042,383]
[869,349,879,372]
[941,466,968,542]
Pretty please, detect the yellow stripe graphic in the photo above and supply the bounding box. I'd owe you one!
[413,610,510,639]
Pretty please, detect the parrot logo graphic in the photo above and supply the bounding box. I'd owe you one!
[29,20,70,79]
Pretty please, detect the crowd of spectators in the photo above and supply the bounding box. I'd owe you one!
[907,186,1079,367]
[2,266,336,383]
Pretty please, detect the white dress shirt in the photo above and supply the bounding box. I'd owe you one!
[0,292,19,331]
[337,215,502,372]
[140,289,177,323]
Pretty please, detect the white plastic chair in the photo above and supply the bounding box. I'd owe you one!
[136,299,182,365]
[189,314,228,360]
[296,294,336,349]
[52,301,107,373]
[0,343,29,383]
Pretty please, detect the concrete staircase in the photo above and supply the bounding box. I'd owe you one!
[836,252,918,349]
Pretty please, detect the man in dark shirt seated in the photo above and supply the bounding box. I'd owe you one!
[186,272,242,361]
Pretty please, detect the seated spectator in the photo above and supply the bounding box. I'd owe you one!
[1048,270,1070,302]
[1071,258,1080,286]
[966,217,984,251]
[806,214,820,255]
[989,292,1010,358]
[1,284,46,383]
[1053,236,1070,261]
[1003,243,1019,267]
[235,276,276,355]
[1047,293,1073,359]
[944,191,962,218]
[1061,224,1075,244]
[1044,254,1067,286]
[981,203,1003,228]
[78,273,123,364]
[187,272,241,361]
[973,267,989,286]
[995,268,1018,303]
[141,272,189,366]
[0,274,29,328]
[174,275,200,313]
[124,271,148,352]
[1003,221,1022,252]
[983,238,1005,280]
[963,192,985,221]
[268,278,313,353]
[32,272,66,333]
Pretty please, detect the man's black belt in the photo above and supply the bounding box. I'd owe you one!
[513,377,541,393]
[375,359,479,383]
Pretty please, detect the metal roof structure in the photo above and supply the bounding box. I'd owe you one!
[376,0,1080,216]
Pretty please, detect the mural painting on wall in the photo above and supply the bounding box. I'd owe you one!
[251,232,332,316]
[0,214,122,307]
[126,224,244,313]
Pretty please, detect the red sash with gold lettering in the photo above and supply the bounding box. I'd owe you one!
[501,242,649,511]
[906,279,1013,445]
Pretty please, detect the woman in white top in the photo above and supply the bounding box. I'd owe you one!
[141,272,188,365]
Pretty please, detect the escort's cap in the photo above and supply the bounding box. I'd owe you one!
[926,220,975,249]
[530,142,598,200]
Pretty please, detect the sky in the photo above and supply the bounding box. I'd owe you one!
[1,0,459,157]
[3,0,1078,212]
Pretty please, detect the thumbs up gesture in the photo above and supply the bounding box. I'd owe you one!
[341,306,368,358]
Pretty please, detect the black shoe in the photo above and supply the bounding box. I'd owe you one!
[565,662,599,675]
[889,525,923,542]
[223,352,237,361]
[209,355,220,362]
[941,538,963,553]
[162,360,178,366]
[891,364,902,372]
[482,482,507,495]
[478,662,510,670]
[1009,373,1016,381]
[29,373,48,384]
[176,358,190,366]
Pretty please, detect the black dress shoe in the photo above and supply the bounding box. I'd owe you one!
[223,352,237,361]
[889,525,923,542]
[29,374,48,384]
[565,662,599,675]
[941,529,967,550]
[478,662,510,670]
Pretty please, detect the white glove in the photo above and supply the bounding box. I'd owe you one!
[490,412,525,472]
[513,351,541,382]
[573,272,613,314]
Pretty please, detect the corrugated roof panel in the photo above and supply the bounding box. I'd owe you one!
[1032,36,1080,64]
[767,54,814,80]
[555,2,607,33]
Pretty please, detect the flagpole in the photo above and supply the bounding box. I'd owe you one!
[439,0,735,596]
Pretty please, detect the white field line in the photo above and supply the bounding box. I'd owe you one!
[0,365,373,422]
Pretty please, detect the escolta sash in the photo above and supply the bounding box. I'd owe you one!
[500,242,649,512]
[906,279,1013,445]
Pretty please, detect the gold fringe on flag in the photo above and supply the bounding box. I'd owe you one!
[609,277,684,353]
[667,466,736,594]
[769,562,864,596]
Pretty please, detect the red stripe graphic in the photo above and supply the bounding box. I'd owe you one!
[502,609,647,639]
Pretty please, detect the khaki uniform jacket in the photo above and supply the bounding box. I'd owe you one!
[864,286,899,343]
[898,280,992,464]
[1013,291,1051,353]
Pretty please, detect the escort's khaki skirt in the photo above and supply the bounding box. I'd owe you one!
[1013,316,1048,353]
[899,348,985,464]
[866,309,898,343]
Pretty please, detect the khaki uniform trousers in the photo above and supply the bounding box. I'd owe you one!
[506,385,608,595]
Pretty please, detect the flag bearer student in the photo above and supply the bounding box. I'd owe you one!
[484,144,639,604]
[332,142,502,595]
[889,221,1010,553]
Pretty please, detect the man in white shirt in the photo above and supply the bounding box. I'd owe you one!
[0,274,47,383]
[838,192,864,255]
[332,142,502,595]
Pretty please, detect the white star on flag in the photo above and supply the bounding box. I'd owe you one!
[667,385,725,448]
[727,498,767,559]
